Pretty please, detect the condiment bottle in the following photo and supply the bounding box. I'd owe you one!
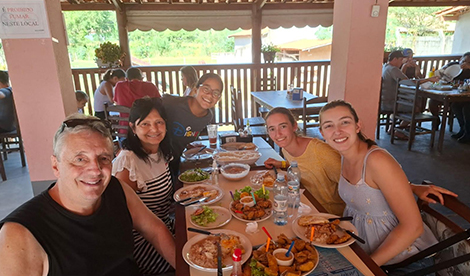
[211,159,219,186]
[230,248,243,276]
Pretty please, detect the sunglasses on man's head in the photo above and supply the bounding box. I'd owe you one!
[59,118,110,133]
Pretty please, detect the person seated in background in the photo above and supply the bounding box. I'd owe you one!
[401,48,424,79]
[319,100,439,272]
[113,97,174,275]
[0,114,175,275]
[0,71,15,133]
[264,107,457,216]
[450,52,470,143]
[75,90,89,113]
[163,72,223,178]
[436,52,470,82]
[180,66,199,97]
[93,68,126,120]
[382,50,439,138]
[114,67,161,108]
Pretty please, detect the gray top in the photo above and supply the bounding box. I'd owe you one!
[339,147,437,265]
[0,87,16,132]
[162,95,213,158]
[381,63,407,112]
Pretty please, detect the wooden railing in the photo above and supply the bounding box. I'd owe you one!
[71,54,460,124]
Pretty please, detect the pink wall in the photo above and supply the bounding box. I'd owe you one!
[3,0,75,183]
[329,0,389,139]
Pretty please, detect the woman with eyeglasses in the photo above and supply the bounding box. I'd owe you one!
[112,97,174,275]
[162,73,223,176]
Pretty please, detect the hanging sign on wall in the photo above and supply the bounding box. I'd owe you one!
[0,0,50,39]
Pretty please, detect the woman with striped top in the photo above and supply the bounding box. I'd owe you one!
[113,97,174,275]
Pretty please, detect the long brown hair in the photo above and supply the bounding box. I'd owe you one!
[265,107,300,135]
[319,100,376,148]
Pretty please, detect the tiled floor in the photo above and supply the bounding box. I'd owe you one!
[1,120,470,228]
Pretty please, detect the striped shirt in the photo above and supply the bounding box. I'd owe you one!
[113,150,174,275]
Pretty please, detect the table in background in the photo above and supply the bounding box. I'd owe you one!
[174,170,386,276]
[419,88,470,152]
[251,90,317,117]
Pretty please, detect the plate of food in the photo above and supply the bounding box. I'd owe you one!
[220,142,258,151]
[182,229,252,272]
[174,184,223,206]
[250,170,277,189]
[189,206,231,229]
[247,233,319,276]
[292,213,357,248]
[229,186,272,222]
[182,147,214,161]
[178,168,211,185]
[213,150,261,165]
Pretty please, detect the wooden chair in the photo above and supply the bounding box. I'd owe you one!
[104,103,131,156]
[302,96,327,136]
[382,180,470,276]
[230,86,265,127]
[258,76,278,118]
[231,89,270,142]
[376,77,395,140]
[390,79,438,150]
[0,95,26,181]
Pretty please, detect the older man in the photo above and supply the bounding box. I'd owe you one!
[0,115,175,275]
[450,52,470,143]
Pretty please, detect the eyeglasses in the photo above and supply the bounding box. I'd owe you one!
[59,118,111,134]
[198,84,222,99]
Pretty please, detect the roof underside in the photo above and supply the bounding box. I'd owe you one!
[60,0,470,31]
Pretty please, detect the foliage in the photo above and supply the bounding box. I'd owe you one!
[385,7,450,48]
[261,43,280,53]
[315,26,333,40]
[384,45,405,52]
[95,42,122,64]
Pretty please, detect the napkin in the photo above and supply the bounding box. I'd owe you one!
[246,221,259,234]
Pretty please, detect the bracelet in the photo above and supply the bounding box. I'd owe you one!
[281,161,287,169]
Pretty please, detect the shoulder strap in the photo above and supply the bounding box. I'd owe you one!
[361,147,383,180]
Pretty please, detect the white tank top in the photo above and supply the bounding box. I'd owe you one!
[93,81,112,112]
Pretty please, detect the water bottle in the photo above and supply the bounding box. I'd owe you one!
[287,161,301,218]
[273,174,288,226]
[211,159,219,186]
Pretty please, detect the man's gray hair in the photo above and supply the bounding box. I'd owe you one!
[53,113,113,158]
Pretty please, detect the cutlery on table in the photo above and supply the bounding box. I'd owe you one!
[182,196,210,207]
[335,224,365,244]
[328,216,353,222]
[188,228,229,239]
[186,146,207,158]
[273,166,278,177]
[175,197,194,204]
[217,243,223,276]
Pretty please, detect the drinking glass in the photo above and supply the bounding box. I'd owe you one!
[207,124,218,145]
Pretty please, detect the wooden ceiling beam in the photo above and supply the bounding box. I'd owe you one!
[111,0,124,11]
[121,2,333,10]
[389,1,470,7]
[255,0,268,9]
[61,3,115,10]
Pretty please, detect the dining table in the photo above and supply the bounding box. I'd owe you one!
[174,140,386,276]
[251,90,318,117]
[418,87,470,152]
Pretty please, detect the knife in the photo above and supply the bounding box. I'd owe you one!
[335,224,365,244]
[182,196,209,207]
[328,216,353,222]
[188,228,213,236]
[217,243,223,276]
[186,146,207,158]
[175,197,194,204]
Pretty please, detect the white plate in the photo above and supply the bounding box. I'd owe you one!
[173,184,223,206]
[182,147,214,161]
[255,242,319,275]
[292,213,358,248]
[229,200,273,223]
[182,229,252,272]
[189,206,232,229]
[178,169,211,185]
[220,142,258,151]
[214,150,261,165]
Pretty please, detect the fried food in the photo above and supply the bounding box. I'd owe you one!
[294,239,306,251]
[298,261,315,272]
[231,197,271,221]
[297,215,329,227]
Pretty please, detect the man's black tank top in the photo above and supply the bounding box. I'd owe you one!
[0,176,141,276]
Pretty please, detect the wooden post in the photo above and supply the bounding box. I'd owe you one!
[116,8,131,69]
[251,4,262,93]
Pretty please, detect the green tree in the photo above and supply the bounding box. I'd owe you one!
[315,26,333,40]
